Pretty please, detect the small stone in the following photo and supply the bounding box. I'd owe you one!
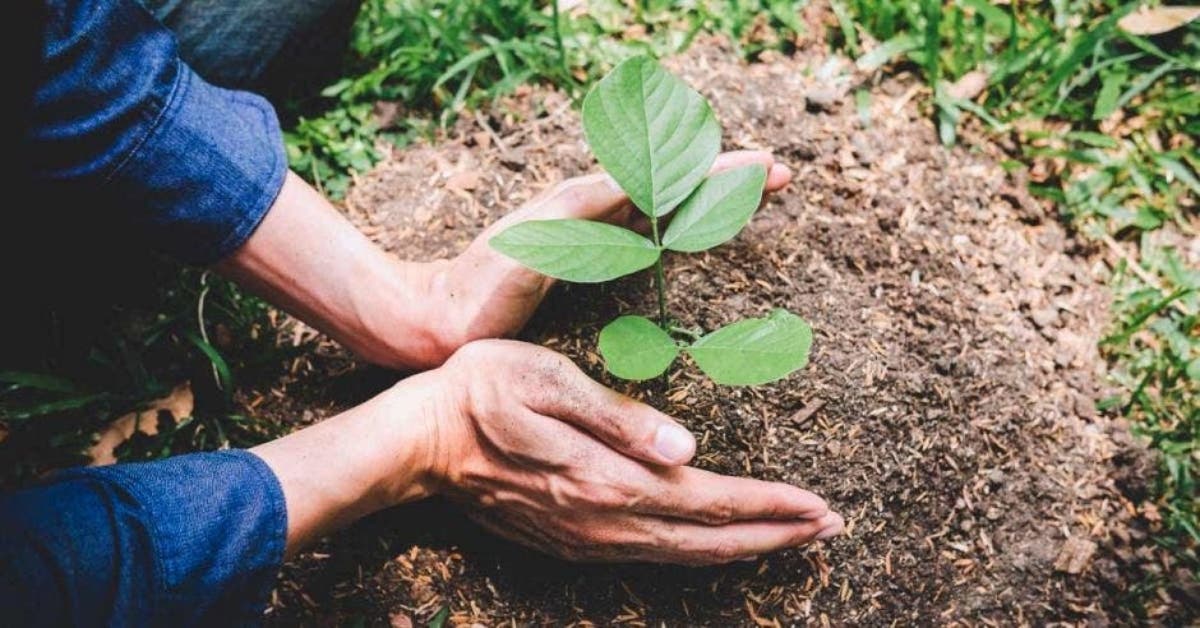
[1030,307,1059,329]
[851,132,877,165]
[987,468,1006,485]
[1053,537,1097,574]
[805,88,841,112]
[500,147,527,171]
[445,170,482,192]
[947,70,989,100]
[389,613,413,628]
[1074,394,1097,420]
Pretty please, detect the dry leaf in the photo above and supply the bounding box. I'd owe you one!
[88,383,194,466]
[1118,6,1200,35]
[1053,537,1097,574]
[445,170,482,192]
[948,70,990,101]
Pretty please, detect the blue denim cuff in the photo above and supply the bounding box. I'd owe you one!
[58,450,288,623]
[108,61,287,264]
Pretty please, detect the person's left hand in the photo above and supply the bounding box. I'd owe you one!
[427,150,793,353]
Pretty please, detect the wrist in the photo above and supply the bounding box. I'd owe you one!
[251,369,453,553]
[366,368,459,508]
[346,257,451,370]
[418,259,468,363]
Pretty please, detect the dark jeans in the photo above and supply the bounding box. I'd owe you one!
[142,0,361,100]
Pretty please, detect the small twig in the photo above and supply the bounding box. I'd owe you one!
[1101,233,1160,288]
[474,111,512,154]
[310,158,325,197]
[668,325,703,340]
[789,399,826,425]
[196,272,223,391]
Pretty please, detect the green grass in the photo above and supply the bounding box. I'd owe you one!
[285,0,810,197]
[0,266,289,486]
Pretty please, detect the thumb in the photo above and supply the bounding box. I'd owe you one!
[528,173,631,221]
[532,356,696,466]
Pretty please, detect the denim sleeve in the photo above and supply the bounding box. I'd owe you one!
[32,0,287,264]
[0,450,287,627]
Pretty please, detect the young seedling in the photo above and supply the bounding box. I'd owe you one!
[490,56,811,385]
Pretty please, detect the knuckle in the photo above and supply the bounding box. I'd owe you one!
[532,350,577,388]
[449,338,502,364]
[650,521,682,551]
[703,493,737,525]
[596,482,642,511]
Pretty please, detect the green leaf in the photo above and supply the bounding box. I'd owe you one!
[1066,131,1119,149]
[0,371,76,393]
[1093,71,1126,120]
[490,219,659,283]
[598,316,679,381]
[686,310,813,386]
[3,393,110,421]
[856,33,919,71]
[961,0,1012,30]
[662,165,767,252]
[428,607,450,628]
[1186,357,1200,381]
[1156,155,1200,198]
[582,56,720,217]
[855,89,872,125]
[182,330,233,397]
[829,0,859,57]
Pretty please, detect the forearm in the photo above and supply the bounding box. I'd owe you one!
[215,171,453,369]
[250,369,447,555]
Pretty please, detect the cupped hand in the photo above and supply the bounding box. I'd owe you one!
[422,339,842,565]
[427,151,794,356]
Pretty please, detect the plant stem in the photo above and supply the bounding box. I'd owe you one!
[649,214,668,328]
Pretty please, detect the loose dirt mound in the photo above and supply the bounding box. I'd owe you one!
[266,41,1159,625]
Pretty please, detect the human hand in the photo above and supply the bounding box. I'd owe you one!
[427,151,794,357]
[420,339,843,565]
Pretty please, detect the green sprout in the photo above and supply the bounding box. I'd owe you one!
[491,56,811,385]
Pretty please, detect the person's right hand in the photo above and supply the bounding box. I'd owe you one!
[426,151,794,361]
[418,340,844,565]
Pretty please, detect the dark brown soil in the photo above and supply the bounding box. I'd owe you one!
[262,40,1170,626]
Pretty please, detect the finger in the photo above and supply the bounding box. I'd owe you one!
[649,510,845,565]
[527,354,696,466]
[711,149,774,174]
[766,163,793,192]
[533,151,792,221]
[710,150,792,193]
[636,467,830,524]
[530,173,629,220]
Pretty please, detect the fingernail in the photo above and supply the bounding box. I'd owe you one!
[739,555,759,563]
[654,424,695,463]
[816,523,843,541]
[602,175,624,194]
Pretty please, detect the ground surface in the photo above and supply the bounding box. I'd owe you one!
[262,41,1165,625]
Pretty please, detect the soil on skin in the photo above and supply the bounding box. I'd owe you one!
[262,40,1171,625]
